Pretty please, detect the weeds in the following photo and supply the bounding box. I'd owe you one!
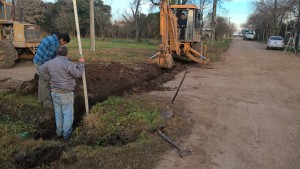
[72,97,164,146]
[206,38,232,61]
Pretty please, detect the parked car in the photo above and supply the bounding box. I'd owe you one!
[267,36,284,50]
[243,32,255,40]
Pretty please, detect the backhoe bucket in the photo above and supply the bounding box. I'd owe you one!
[158,53,174,69]
[149,52,175,69]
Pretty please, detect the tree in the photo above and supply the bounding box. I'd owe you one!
[294,0,300,49]
[15,0,44,24]
[210,0,217,44]
[47,0,75,34]
[215,16,230,40]
[245,0,297,41]
[123,0,146,40]
[197,0,212,35]
[94,0,112,37]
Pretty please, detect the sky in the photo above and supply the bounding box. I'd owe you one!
[222,0,253,30]
[43,0,253,30]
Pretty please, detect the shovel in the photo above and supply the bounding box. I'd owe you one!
[160,70,190,120]
[158,129,192,158]
[171,70,190,104]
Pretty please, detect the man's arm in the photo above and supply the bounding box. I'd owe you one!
[68,58,85,78]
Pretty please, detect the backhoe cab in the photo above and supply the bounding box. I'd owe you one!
[149,0,209,69]
[0,0,40,68]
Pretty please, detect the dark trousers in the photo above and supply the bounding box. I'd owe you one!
[180,28,186,39]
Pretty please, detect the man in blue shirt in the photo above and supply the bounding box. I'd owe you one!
[38,46,85,140]
[33,33,70,108]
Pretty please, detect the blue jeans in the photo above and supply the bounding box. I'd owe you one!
[51,92,74,140]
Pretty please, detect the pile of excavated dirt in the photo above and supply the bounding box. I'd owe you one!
[78,62,186,105]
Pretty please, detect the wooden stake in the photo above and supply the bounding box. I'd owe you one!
[72,0,89,114]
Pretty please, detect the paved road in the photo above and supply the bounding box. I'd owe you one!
[0,60,36,81]
[153,38,300,169]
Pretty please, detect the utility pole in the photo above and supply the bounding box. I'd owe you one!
[90,0,95,52]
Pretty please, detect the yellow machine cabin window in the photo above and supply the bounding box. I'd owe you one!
[6,5,11,20]
[0,2,4,20]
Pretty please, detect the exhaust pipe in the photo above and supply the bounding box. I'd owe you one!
[11,0,15,20]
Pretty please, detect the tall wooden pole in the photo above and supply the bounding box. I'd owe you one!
[90,0,95,51]
[72,0,90,114]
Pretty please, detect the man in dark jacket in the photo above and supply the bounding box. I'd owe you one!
[178,13,187,39]
[38,46,85,140]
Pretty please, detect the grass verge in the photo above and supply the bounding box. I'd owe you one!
[206,38,232,62]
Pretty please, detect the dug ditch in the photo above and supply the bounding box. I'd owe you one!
[1,62,188,168]
[17,62,186,138]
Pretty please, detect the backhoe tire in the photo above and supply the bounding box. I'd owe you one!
[0,40,17,69]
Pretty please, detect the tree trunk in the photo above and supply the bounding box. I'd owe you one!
[295,0,300,50]
[274,0,277,34]
[210,0,217,44]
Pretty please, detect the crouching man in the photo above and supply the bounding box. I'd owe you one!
[38,46,85,140]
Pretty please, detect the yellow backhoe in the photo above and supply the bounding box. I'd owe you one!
[149,0,209,69]
[0,0,40,68]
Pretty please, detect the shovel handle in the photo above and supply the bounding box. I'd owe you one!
[158,129,181,151]
[171,70,189,104]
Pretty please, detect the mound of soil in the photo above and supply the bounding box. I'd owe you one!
[79,62,186,105]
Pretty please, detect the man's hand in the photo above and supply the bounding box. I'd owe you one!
[78,57,85,63]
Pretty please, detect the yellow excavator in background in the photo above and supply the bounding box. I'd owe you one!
[0,0,40,68]
[149,0,209,69]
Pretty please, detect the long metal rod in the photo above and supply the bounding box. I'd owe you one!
[72,0,89,114]
[171,70,189,104]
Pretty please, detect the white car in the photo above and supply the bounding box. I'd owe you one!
[243,32,254,40]
[267,36,284,50]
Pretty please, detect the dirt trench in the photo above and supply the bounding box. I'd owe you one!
[14,62,187,138]
[0,61,187,168]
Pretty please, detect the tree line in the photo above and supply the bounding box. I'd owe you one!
[244,0,300,44]
[13,0,234,42]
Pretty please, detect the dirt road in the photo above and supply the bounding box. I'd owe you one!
[153,38,300,169]
[0,60,35,81]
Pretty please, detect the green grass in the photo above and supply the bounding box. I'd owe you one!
[66,38,158,64]
[72,97,164,146]
[0,92,42,121]
[65,37,231,64]
[67,38,158,50]
[206,38,232,62]
[0,92,40,107]
[0,92,57,161]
